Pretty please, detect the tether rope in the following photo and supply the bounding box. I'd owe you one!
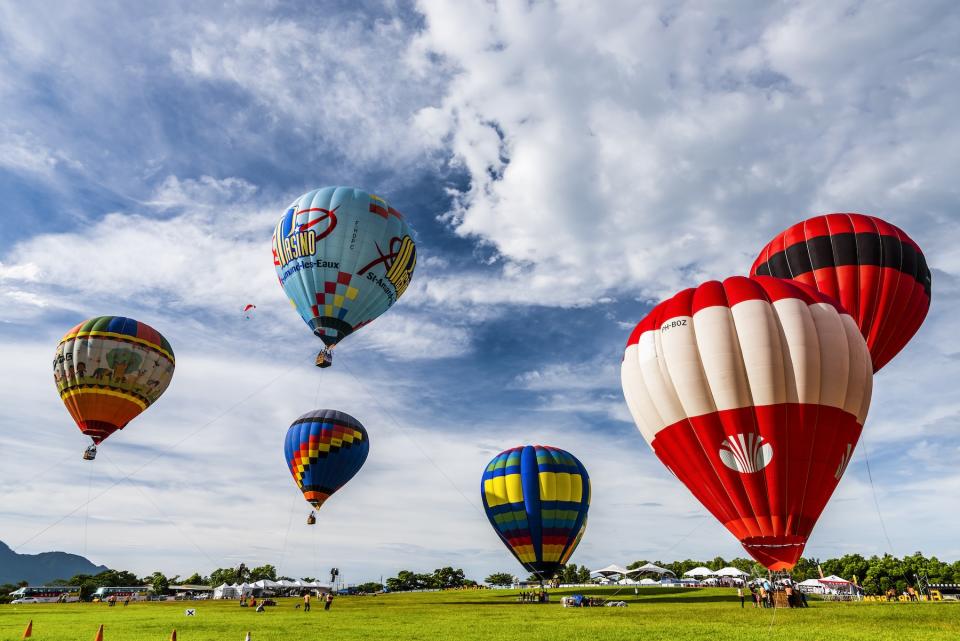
[13,353,311,552]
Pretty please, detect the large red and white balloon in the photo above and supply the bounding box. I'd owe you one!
[621,276,872,570]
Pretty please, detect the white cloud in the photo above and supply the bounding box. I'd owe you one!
[169,14,445,171]
[350,311,472,360]
[410,0,960,306]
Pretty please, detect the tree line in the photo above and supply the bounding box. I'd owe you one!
[626,552,960,595]
[3,552,957,600]
[384,567,477,591]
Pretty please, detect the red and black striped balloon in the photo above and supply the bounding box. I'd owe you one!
[751,213,930,372]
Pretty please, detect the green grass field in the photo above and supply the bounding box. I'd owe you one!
[2,587,957,641]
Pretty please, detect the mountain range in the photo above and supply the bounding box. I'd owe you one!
[0,540,108,585]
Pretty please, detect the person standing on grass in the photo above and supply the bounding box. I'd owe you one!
[303,592,311,612]
[324,593,333,611]
[737,587,744,608]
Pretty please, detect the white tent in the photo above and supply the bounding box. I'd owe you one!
[212,583,238,599]
[797,578,826,594]
[683,566,715,578]
[627,563,675,576]
[237,582,253,596]
[818,576,858,594]
[714,567,750,577]
[591,564,631,579]
[252,580,279,589]
[638,578,658,586]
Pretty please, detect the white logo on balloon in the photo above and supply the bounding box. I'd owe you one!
[719,434,773,473]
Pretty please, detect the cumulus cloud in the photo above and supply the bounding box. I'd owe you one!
[411,0,960,305]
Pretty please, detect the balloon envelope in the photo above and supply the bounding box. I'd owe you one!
[621,276,872,570]
[272,186,417,348]
[751,213,930,371]
[284,410,369,511]
[481,445,590,581]
[54,316,175,444]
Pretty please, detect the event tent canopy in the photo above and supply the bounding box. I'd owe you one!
[682,567,715,578]
[627,563,675,576]
[714,567,750,577]
[591,565,631,579]
[819,575,851,584]
[638,578,659,585]
[252,580,278,589]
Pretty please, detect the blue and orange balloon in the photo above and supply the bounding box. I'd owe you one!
[54,316,174,454]
[481,445,590,582]
[284,410,369,522]
[272,187,416,365]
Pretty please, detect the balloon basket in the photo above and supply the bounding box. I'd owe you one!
[315,349,333,368]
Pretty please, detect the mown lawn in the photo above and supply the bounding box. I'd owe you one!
[2,587,957,641]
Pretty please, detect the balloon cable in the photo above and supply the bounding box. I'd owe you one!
[337,355,485,517]
[100,451,226,570]
[12,355,310,553]
[276,491,298,579]
[83,464,93,559]
[857,430,895,554]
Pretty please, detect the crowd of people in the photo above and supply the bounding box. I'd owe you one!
[238,592,334,612]
[517,590,550,603]
[737,580,808,608]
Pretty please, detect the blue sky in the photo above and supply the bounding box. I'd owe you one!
[1,0,959,584]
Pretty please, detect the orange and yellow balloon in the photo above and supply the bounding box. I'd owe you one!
[54,316,174,448]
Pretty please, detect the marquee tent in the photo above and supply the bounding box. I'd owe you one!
[591,565,631,580]
[714,567,750,577]
[682,567,715,578]
[627,563,675,576]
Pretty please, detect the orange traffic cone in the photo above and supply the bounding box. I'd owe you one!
[94,623,104,641]
[22,620,32,639]
[170,630,177,641]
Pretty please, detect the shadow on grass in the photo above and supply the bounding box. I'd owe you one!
[438,588,741,606]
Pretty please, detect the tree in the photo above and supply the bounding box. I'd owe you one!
[484,572,515,586]
[183,573,207,586]
[249,565,277,581]
[575,565,592,583]
[432,567,466,589]
[151,572,169,596]
[209,568,238,586]
[355,582,382,593]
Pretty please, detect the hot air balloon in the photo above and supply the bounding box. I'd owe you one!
[53,316,175,460]
[272,186,417,368]
[751,213,930,371]
[620,276,872,570]
[284,410,369,524]
[481,445,590,583]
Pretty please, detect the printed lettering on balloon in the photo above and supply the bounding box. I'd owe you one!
[357,235,417,299]
[660,319,688,332]
[272,206,339,268]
